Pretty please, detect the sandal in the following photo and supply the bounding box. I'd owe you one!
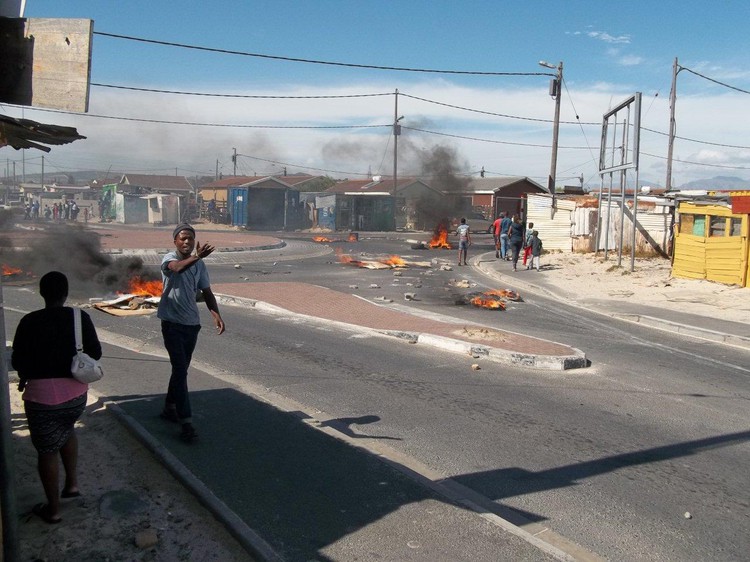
[32,503,62,524]
[61,489,81,499]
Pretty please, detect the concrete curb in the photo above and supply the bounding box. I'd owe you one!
[216,294,587,371]
[610,313,750,350]
[104,400,283,562]
[100,241,287,255]
[475,256,750,352]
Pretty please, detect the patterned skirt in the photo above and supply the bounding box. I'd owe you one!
[24,393,87,454]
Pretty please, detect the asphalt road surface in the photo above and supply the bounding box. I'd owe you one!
[5,232,748,561]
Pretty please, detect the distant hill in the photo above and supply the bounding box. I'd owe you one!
[678,176,750,190]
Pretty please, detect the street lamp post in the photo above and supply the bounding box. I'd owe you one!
[539,60,563,209]
[392,88,403,231]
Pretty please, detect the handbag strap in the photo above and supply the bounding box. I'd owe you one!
[73,308,83,352]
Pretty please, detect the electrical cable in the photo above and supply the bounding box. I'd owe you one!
[402,126,590,149]
[93,31,552,77]
[91,83,392,99]
[642,152,749,170]
[235,153,372,177]
[679,66,750,95]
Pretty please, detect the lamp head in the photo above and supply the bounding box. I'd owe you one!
[538,60,557,69]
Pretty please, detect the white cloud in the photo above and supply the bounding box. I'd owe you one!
[586,31,631,44]
[2,76,747,187]
[618,55,643,67]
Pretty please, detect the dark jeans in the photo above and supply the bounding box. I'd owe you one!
[510,240,523,268]
[161,320,201,422]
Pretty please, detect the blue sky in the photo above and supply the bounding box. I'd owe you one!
[3,0,749,187]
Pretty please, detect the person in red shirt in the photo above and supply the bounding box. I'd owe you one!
[492,213,505,259]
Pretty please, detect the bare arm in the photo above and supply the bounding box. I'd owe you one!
[201,287,226,335]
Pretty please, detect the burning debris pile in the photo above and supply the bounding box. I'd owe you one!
[1,264,35,285]
[312,232,359,243]
[93,276,163,316]
[2,225,164,312]
[408,222,453,250]
[429,221,452,249]
[462,289,522,310]
[335,248,430,269]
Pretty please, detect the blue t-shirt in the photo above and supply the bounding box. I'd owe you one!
[157,251,210,326]
[500,217,512,235]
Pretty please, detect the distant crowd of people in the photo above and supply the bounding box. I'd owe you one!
[23,199,92,222]
[454,211,544,271]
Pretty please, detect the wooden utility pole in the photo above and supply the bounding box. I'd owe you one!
[666,57,679,191]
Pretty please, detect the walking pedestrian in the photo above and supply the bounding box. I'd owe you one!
[157,224,225,443]
[455,217,471,266]
[523,222,534,268]
[12,271,102,524]
[530,230,543,271]
[508,214,524,272]
[492,213,504,259]
[499,212,512,260]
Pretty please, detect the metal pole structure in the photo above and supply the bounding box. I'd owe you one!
[665,57,679,192]
[617,115,628,268]
[630,92,642,272]
[603,119,618,259]
[232,147,237,177]
[41,154,44,188]
[1,276,21,561]
[549,61,562,210]
[392,89,402,232]
[538,60,562,213]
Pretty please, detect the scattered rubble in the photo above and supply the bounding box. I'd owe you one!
[93,294,160,316]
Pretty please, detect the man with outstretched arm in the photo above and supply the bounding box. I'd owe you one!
[157,224,226,443]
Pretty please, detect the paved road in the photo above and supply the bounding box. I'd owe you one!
[4,223,749,561]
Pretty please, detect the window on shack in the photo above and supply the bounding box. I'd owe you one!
[709,215,726,237]
[679,213,695,235]
[730,217,743,236]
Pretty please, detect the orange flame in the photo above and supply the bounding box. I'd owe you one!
[348,232,359,242]
[470,295,506,310]
[313,236,334,242]
[125,276,163,297]
[428,222,452,249]
[335,248,367,267]
[380,255,406,267]
[2,264,22,276]
[484,289,520,301]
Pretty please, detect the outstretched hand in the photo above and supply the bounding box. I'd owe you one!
[195,241,215,259]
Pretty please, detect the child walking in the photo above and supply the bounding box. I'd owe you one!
[523,222,534,268]
[530,230,543,271]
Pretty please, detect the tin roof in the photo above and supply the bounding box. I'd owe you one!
[119,174,193,192]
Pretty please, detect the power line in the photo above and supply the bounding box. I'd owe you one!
[642,151,749,170]
[94,31,552,77]
[400,93,593,124]
[91,83,393,99]
[679,66,750,95]
[236,153,371,177]
[1,103,390,130]
[402,126,590,149]
[641,125,750,149]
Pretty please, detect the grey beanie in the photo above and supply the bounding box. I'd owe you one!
[172,223,195,240]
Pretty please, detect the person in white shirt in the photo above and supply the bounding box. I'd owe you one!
[455,218,471,266]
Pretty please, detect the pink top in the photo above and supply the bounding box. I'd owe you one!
[23,378,88,405]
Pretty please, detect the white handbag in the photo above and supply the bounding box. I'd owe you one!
[70,308,104,383]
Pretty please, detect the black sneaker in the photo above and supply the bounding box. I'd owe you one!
[180,423,198,443]
[160,409,179,423]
